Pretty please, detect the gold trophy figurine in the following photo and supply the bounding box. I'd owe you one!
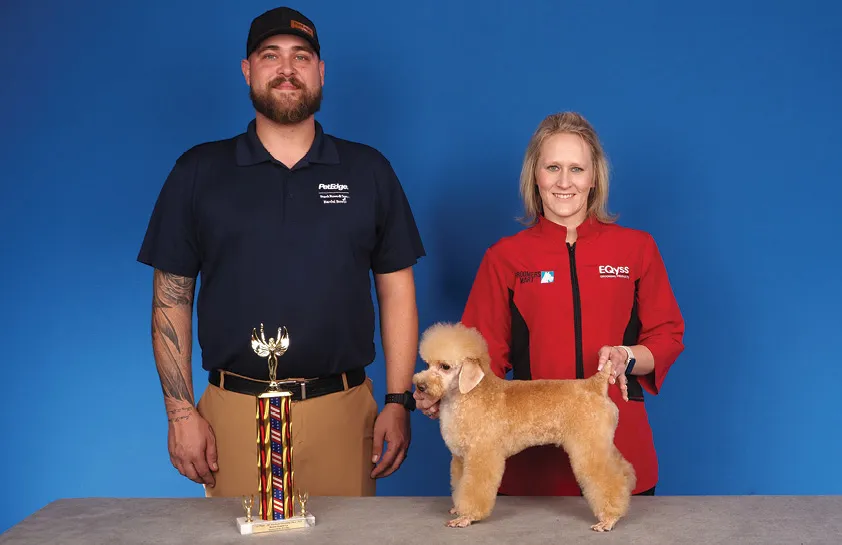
[297,490,309,517]
[241,495,254,523]
[251,323,289,391]
[235,323,316,536]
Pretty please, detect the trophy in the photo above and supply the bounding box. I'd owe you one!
[236,324,316,535]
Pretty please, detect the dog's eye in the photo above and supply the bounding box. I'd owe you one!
[440,364,451,371]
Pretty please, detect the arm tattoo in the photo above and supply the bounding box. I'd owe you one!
[152,270,196,407]
[156,352,194,405]
[153,272,194,309]
[167,406,193,423]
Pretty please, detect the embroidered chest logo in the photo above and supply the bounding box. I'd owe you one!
[599,265,630,279]
[515,271,554,284]
[318,183,350,204]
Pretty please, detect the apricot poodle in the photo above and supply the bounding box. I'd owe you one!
[412,322,636,531]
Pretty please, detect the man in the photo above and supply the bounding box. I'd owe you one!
[137,6,425,498]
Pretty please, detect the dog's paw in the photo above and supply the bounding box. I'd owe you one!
[590,518,618,532]
[449,506,459,515]
[446,516,472,528]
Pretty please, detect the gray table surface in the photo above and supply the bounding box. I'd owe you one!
[1,495,840,544]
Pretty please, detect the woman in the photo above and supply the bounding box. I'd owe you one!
[416,112,685,496]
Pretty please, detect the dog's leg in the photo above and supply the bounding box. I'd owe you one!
[568,444,634,532]
[449,455,463,515]
[448,452,504,528]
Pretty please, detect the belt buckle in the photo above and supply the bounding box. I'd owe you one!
[274,378,310,400]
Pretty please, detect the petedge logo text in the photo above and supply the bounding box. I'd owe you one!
[318,182,350,204]
[318,183,349,191]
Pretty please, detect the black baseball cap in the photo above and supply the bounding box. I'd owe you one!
[246,7,320,58]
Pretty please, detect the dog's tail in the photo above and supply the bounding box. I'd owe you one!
[587,360,616,395]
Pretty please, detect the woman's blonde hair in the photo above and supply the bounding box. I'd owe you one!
[518,112,616,226]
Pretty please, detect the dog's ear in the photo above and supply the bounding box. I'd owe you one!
[458,357,485,394]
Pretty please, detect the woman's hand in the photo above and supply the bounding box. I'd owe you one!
[413,389,441,419]
[597,345,630,401]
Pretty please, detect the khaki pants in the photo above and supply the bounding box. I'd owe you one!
[196,373,378,497]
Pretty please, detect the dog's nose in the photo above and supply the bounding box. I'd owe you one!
[417,384,426,393]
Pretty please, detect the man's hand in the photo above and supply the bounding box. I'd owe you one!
[151,269,213,485]
[413,389,440,419]
[167,407,218,487]
[370,404,410,478]
[371,267,417,478]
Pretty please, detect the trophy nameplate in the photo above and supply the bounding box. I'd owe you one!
[235,324,316,535]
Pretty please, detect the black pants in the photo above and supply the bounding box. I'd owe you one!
[498,486,656,497]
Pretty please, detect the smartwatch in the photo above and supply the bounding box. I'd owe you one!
[385,391,416,411]
[618,346,636,375]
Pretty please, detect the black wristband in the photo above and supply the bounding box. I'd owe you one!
[385,391,416,411]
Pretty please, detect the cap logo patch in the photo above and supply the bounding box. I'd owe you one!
[290,20,314,37]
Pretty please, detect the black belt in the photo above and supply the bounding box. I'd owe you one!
[208,367,366,401]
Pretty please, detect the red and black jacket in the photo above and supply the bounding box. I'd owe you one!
[461,214,685,495]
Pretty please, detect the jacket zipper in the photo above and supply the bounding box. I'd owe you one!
[567,242,584,379]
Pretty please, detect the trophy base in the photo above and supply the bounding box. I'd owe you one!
[236,513,316,535]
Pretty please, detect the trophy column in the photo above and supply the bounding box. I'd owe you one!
[256,389,294,520]
[236,324,316,535]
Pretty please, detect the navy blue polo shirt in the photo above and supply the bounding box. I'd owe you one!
[137,120,426,380]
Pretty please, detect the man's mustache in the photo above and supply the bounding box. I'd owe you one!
[269,76,302,89]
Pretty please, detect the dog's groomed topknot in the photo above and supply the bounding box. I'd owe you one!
[419,322,490,368]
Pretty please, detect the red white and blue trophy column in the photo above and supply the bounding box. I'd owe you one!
[236,324,315,535]
[257,387,294,520]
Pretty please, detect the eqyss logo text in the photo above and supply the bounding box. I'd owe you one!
[598,265,630,279]
[318,183,350,204]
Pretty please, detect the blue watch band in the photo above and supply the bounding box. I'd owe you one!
[618,346,636,375]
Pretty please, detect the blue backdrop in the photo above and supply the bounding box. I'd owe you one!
[1,0,840,534]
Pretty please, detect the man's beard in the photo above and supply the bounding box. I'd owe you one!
[250,76,322,125]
